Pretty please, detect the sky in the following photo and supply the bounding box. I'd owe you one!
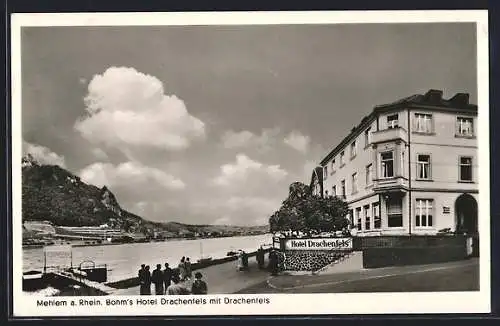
[21,23,477,226]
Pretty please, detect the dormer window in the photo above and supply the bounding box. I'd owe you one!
[387,114,399,129]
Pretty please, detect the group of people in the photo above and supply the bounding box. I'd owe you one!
[138,256,207,295]
[236,247,271,272]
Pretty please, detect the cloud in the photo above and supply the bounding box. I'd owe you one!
[205,196,281,226]
[212,153,287,186]
[23,141,66,167]
[284,131,310,153]
[74,66,206,155]
[79,161,185,191]
[91,148,109,160]
[220,128,280,152]
[302,160,318,183]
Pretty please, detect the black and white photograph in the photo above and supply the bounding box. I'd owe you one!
[11,11,490,316]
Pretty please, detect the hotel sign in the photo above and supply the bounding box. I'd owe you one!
[284,238,353,251]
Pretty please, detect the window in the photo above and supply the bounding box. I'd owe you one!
[356,207,362,230]
[352,173,358,194]
[417,154,431,180]
[381,151,394,178]
[387,197,403,227]
[348,209,354,225]
[324,190,329,197]
[459,157,473,181]
[401,149,405,177]
[332,185,336,197]
[314,182,321,196]
[350,141,357,158]
[364,127,371,147]
[341,180,346,199]
[387,114,399,129]
[366,164,373,185]
[323,166,328,180]
[340,151,345,166]
[364,205,371,230]
[457,117,473,136]
[373,203,381,229]
[414,113,433,133]
[331,159,336,174]
[416,199,434,227]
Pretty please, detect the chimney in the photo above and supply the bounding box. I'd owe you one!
[449,93,470,106]
[424,89,443,103]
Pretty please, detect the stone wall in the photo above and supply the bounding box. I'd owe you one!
[283,250,347,272]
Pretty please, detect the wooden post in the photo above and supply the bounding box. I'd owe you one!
[43,250,47,274]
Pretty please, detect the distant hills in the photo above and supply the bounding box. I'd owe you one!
[21,154,269,238]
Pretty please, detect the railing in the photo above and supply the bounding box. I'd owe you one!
[371,127,408,144]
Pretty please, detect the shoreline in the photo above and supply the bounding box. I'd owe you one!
[106,248,271,289]
[23,233,271,250]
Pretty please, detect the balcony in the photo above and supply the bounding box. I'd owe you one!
[373,176,409,193]
[371,127,408,145]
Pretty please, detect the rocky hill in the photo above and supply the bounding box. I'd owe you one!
[21,155,269,237]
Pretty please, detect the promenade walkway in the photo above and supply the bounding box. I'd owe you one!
[237,258,479,293]
[112,256,270,295]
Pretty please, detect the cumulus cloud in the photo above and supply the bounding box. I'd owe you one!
[284,131,310,153]
[23,141,66,167]
[74,66,205,155]
[212,154,287,186]
[79,161,185,191]
[220,128,280,152]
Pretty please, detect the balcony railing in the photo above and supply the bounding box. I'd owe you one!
[373,176,409,193]
[371,127,408,145]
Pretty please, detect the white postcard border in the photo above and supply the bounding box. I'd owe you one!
[10,10,490,317]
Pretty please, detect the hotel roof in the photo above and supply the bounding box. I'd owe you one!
[319,89,477,166]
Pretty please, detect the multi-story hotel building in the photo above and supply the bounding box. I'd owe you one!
[310,90,478,236]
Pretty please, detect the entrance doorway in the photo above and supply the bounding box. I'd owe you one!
[455,193,478,235]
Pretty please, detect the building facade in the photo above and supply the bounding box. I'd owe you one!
[314,90,478,236]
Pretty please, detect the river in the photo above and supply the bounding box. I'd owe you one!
[23,234,273,282]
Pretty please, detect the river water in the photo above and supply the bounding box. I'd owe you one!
[23,234,273,282]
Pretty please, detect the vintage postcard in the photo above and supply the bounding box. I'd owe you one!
[10,10,490,317]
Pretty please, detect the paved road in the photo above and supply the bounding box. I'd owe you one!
[113,255,270,295]
[237,258,479,294]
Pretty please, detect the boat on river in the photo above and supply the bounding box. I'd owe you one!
[22,270,45,291]
[196,242,212,263]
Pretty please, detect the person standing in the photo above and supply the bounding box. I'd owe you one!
[163,263,173,294]
[151,264,164,295]
[257,247,265,270]
[178,257,186,281]
[138,264,147,295]
[237,250,244,271]
[143,265,152,295]
[269,250,278,276]
[191,272,208,295]
[242,251,249,270]
[185,257,192,281]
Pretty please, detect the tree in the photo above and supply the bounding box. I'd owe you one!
[269,182,349,234]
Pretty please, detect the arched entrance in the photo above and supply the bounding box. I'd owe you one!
[455,193,478,235]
